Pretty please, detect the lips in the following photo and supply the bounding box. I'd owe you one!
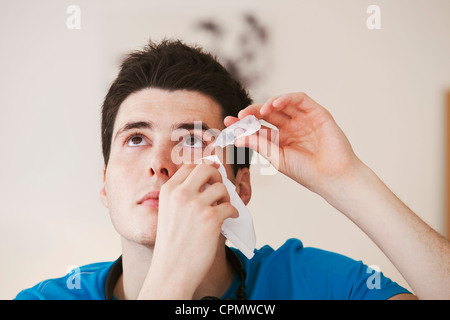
[138,191,160,208]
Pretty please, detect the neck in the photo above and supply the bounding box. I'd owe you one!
[114,237,235,300]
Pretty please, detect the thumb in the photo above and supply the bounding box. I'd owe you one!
[235,132,281,170]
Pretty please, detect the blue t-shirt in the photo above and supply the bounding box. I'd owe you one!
[14,238,410,300]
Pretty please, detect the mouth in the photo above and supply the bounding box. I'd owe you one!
[138,191,160,208]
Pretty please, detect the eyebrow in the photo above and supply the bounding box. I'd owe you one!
[175,122,211,132]
[114,121,153,142]
[113,120,213,142]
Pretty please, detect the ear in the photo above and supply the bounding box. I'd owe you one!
[99,166,109,208]
[234,167,251,205]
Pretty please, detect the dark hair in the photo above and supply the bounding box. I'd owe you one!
[101,39,253,176]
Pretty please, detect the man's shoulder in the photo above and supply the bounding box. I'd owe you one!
[233,238,411,300]
[241,238,355,269]
[14,260,115,300]
[242,238,388,282]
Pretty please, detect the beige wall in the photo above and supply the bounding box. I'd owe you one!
[1,0,449,299]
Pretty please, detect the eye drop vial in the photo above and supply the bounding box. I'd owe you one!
[214,115,261,148]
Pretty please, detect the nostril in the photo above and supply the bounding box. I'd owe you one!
[149,167,168,176]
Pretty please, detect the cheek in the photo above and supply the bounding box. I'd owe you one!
[104,162,140,209]
[108,147,148,180]
[104,165,158,244]
[104,174,126,215]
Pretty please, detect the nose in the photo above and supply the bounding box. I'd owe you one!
[148,143,177,179]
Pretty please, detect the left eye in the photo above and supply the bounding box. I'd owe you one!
[181,135,204,148]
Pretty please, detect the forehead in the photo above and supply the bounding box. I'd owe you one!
[114,88,225,133]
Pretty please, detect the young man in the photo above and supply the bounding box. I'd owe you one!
[15,40,449,300]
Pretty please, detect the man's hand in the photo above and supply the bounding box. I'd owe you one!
[225,92,363,197]
[138,161,238,300]
[227,92,450,299]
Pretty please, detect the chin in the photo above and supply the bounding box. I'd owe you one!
[124,225,158,247]
[111,211,158,247]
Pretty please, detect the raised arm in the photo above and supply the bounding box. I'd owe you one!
[226,92,450,299]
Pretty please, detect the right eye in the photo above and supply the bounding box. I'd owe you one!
[126,133,148,147]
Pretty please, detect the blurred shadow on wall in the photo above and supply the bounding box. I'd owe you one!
[190,12,273,103]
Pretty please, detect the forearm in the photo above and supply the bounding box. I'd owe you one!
[322,161,450,299]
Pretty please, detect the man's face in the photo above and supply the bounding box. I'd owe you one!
[100,88,239,246]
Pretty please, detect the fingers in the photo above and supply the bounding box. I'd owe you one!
[260,94,296,118]
[223,114,281,169]
[183,161,223,192]
[235,131,280,170]
[166,160,219,188]
[165,163,198,187]
[263,92,315,117]
[198,182,230,206]
[215,202,239,220]
[185,163,238,220]
[178,164,239,220]
[246,124,279,145]
[223,115,240,127]
[235,104,291,128]
[234,92,317,126]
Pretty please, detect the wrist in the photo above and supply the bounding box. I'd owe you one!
[317,159,379,216]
